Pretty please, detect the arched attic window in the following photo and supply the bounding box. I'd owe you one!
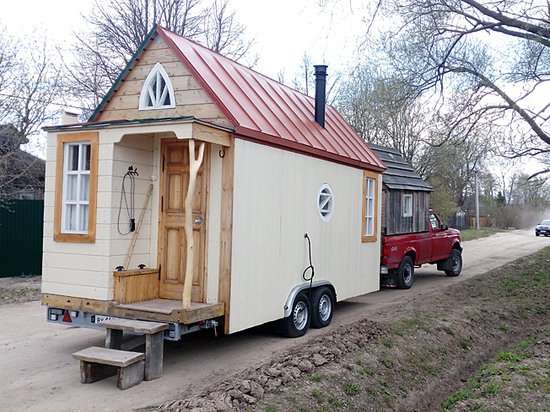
[139,62,176,110]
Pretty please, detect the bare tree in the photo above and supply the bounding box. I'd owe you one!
[203,0,257,65]
[359,0,550,175]
[287,52,341,105]
[417,93,495,209]
[337,62,428,165]
[0,24,62,199]
[292,52,315,97]
[64,0,255,115]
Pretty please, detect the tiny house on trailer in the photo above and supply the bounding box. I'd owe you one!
[42,25,386,342]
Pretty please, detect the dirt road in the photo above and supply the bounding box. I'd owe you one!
[0,229,547,412]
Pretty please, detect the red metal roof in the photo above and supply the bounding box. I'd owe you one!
[159,26,385,171]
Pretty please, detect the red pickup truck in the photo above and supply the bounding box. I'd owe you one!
[380,210,463,288]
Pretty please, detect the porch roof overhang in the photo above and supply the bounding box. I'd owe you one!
[43,116,234,146]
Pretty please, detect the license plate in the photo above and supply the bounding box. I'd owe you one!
[94,315,114,324]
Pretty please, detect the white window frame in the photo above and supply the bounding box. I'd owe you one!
[317,183,334,222]
[61,142,91,234]
[403,194,413,217]
[362,171,378,242]
[364,178,376,237]
[54,132,97,243]
[139,62,176,110]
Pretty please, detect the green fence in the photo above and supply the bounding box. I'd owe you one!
[0,200,44,277]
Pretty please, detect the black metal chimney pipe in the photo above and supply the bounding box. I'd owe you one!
[314,65,328,128]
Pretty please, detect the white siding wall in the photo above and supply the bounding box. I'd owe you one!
[42,132,115,300]
[228,140,381,333]
[109,135,155,273]
[42,130,224,303]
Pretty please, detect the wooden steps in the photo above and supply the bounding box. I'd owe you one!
[99,318,169,381]
[73,318,169,389]
[73,347,145,390]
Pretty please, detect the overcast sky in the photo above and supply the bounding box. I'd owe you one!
[2,0,367,81]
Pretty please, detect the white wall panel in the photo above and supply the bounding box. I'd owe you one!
[228,140,381,333]
[42,280,111,301]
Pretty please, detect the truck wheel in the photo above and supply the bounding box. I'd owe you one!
[310,286,335,328]
[445,249,462,277]
[396,255,414,289]
[281,293,311,338]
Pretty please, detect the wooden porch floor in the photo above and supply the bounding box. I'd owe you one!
[116,299,219,315]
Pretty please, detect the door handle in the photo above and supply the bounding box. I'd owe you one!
[194,216,204,224]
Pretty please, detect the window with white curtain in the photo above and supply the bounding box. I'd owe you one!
[61,142,91,233]
[54,132,97,243]
[362,171,378,242]
[365,178,375,237]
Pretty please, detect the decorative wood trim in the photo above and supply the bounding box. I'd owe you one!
[362,170,379,243]
[218,138,235,334]
[182,139,205,310]
[53,132,99,243]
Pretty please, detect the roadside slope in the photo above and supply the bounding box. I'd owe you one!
[155,246,550,411]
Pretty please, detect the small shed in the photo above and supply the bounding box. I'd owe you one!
[368,143,433,236]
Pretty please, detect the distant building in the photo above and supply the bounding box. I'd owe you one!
[0,124,45,200]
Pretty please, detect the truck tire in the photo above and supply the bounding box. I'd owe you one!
[396,255,414,289]
[281,293,311,338]
[310,286,335,328]
[445,249,462,277]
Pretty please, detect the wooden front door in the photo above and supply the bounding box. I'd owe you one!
[158,139,208,301]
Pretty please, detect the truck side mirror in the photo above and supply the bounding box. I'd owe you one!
[441,224,449,231]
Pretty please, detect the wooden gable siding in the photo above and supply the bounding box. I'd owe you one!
[383,190,430,236]
[95,39,231,128]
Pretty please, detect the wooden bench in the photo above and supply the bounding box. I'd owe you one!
[98,318,169,381]
[72,346,145,390]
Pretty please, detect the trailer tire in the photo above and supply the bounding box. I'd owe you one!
[445,249,462,277]
[310,286,335,328]
[281,293,311,338]
[396,255,414,289]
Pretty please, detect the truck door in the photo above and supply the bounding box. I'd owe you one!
[429,212,450,262]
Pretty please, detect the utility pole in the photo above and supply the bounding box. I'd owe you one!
[475,172,480,230]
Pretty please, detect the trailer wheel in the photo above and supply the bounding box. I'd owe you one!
[396,255,414,289]
[310,286,335,328]
[445,249,462,277]
[282,293,311,338]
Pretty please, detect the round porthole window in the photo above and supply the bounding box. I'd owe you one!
[317,183,334,222]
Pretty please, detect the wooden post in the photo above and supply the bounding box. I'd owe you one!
[182,139,205,310]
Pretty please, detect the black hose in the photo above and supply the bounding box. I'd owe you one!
[117,167,138,235]
[303,233,315,296]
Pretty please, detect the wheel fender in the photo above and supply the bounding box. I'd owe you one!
[402,247,417,264]
[283,281,336,318]
[453,240,463,252]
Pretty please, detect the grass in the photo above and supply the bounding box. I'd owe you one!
[342,381,360,395]
[460,227,507,241]
[228,247,550,412]
[440,334,550,411]
[0,288,40,301]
